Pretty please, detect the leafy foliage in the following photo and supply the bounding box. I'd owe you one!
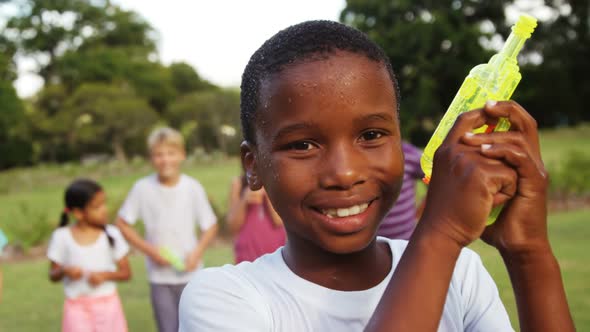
[166,89,241,154]
[514,0,590,127]
[341,0,506,144]
[62,83,160,161]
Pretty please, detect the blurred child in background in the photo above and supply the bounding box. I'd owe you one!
[48,179,131,332]
[226,173,285,263]
[116,127,218,332]
[377,142,425,240]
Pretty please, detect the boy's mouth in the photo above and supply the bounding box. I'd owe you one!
[313,199,376,218]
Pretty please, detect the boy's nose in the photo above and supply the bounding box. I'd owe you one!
[319,143,366,190]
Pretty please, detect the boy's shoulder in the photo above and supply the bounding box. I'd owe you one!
[204,249,279,277]
[186,250,282,295]
[133,174,158,188]
[179,174,204,188]
[180,254,277,330]
[181,253,278,317]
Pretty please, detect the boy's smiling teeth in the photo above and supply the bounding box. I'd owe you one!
[321,203,369,218]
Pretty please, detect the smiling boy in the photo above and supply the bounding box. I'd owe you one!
[179,21,573,332]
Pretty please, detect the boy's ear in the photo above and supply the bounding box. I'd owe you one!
[240,140,262,190]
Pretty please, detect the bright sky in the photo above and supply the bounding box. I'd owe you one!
[14,0,346,98]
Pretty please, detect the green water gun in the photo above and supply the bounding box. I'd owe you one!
[159,247,186,271]
[420,14,538,224]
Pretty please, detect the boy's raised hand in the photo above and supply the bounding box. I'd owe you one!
[461,101,550,255]
[423,100,550,252]
[460,101,574,332]
[371,100,573,332]
[422,102,519,247]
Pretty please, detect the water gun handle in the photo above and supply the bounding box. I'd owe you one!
[159,247,186,271]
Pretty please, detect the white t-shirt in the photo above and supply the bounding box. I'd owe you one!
[118,174,217,284]
[47,225,129,299]
[179,237,513,332]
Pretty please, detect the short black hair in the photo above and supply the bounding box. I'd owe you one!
[240,20,400,143]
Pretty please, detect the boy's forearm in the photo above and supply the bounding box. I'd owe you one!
[191,224,218,257]
[501,248,575,332]
[115,218,157,257]
[366,222,462,331]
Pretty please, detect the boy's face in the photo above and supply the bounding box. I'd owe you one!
[244,51,404,254]
[150,143,185,179]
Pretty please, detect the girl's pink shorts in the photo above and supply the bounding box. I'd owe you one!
[62,291,128,332]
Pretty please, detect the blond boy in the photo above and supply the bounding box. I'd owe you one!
[116,127,218,332]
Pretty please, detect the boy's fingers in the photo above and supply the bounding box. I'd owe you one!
[479,143,548,189]
[483,100,537,132]
[461,131,544,171]
[483,100,541,152]
[443,109,489,144]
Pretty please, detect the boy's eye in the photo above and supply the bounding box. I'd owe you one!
[287,141,315,151]
[360,130,384,141]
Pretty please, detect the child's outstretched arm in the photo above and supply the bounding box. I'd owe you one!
[115,217,170,266]
[366,101,574,332]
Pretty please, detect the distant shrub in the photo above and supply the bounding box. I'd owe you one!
[6,202,54,250]
[0,139,34,169]
[549,151,590,197]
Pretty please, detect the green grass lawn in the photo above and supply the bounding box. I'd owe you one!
[0,158,241,248]
[1,209,588,331]
[0,244,233,332]
[470,209,590,330]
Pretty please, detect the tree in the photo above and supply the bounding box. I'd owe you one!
[341,0,507,144]
[166,89,241,155]
[61,83,159,161]
[27,84,73,162]
[3,0,175,163]
[0,34,32,169]
[0,80,32,169]
[169,62,216,95]
[5,0,156,84]
[513,0,590,126]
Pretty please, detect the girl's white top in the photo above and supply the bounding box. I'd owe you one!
[47,225,129,299]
